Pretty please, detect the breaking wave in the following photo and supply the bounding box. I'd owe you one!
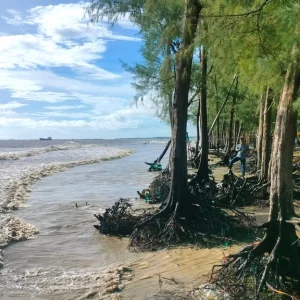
[0,144,134,266]
[0,142,82,160]
[0,264,133,299]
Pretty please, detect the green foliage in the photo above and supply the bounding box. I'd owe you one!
[87,0,300,132]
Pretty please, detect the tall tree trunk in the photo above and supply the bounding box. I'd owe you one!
[260,87,273,181]
[208,73,237,136]
[226,78,238,157]
[195,94,201,158]
[196,44,209,180]
[236,122,242,144]
[257,92,265,168]
[233,119,239,148]
[166,0,202,212]
[269,43,300,221]
[221,120,226,148]
[216,98,220,151]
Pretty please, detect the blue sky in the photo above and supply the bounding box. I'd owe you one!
[0,0,196,139]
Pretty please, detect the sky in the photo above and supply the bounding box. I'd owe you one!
[0,0,196,139]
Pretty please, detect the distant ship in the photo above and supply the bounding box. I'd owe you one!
[39,137,52,141]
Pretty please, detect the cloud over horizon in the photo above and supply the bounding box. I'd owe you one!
[0,1,175,139]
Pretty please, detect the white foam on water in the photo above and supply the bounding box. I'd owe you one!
[0,264,133,299]
[0,141,82,160]
[148,139,169,144]
[0,143,134,266]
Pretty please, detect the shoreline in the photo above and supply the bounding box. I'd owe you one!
[0,145,134,268]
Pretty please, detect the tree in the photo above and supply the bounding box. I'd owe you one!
[151,0,202,214]
[208,1,300,296]
[194,44,209,180]
[260,86,273,181]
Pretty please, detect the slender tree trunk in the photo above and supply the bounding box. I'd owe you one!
[226,79,238,156]
[208,74,237,136]
[260,87,273,181]
[196,44,209,180]
[236,122,242,144]
[167,44,174,129]
[269,43,300,221]
[221,120,226,148]
[257,92,265,168]
[234,120,239,148]
[166,0,202,212]
[216,99,220,151]
[195,94,201,158]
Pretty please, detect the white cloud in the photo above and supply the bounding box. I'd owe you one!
[0,101,27,117]
[11,90,77,103]
[0,101,27,110]
[0,116,140,130]
[0,69,135,104]
[0,2,160,138]
[37,111,92,118]
[0,3,140,78]
[45,105,87,111]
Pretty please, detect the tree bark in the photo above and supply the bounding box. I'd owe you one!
[260,87,273,181]
[257,92,265,169]
[196,44,209,180]
[166,0,202,212]
[194,93,201,158]
[269,43,300,221]
[226,78,238,156]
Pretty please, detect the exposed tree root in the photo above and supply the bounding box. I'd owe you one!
[207,220,300,299]
[216,172,270,207]
[128,193,255,251]
[94,198,154,236]
[137,173,171,203]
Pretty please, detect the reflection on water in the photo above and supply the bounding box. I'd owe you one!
[0,139,169,299]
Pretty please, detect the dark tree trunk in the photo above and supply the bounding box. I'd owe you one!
[196,45,209,180]
[165,0,202,213]
[260,87,273,181]
[257,92,265,168]
[226,78,238,157]
[195,94,201,158]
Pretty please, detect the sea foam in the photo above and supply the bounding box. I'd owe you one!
[0,143,134,266]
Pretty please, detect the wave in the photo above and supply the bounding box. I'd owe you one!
[0,142,82,160]
[0,263,133,299]
[147,139,170,144]
[0,147,134,265]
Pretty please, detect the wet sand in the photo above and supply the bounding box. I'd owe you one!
[122,246,241,299]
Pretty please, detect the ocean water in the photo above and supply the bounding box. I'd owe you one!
[0,138,169,299]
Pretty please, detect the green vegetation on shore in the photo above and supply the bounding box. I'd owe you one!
[87,1,300,298]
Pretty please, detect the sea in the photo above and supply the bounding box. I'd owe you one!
[0,138,170,300]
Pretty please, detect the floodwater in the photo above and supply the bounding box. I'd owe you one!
[0,138,169,299]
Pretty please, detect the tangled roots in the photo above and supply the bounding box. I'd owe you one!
[94,198,154,236]
[128,200,255,252]
[207,220,300,299]
[137,173,171,203]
